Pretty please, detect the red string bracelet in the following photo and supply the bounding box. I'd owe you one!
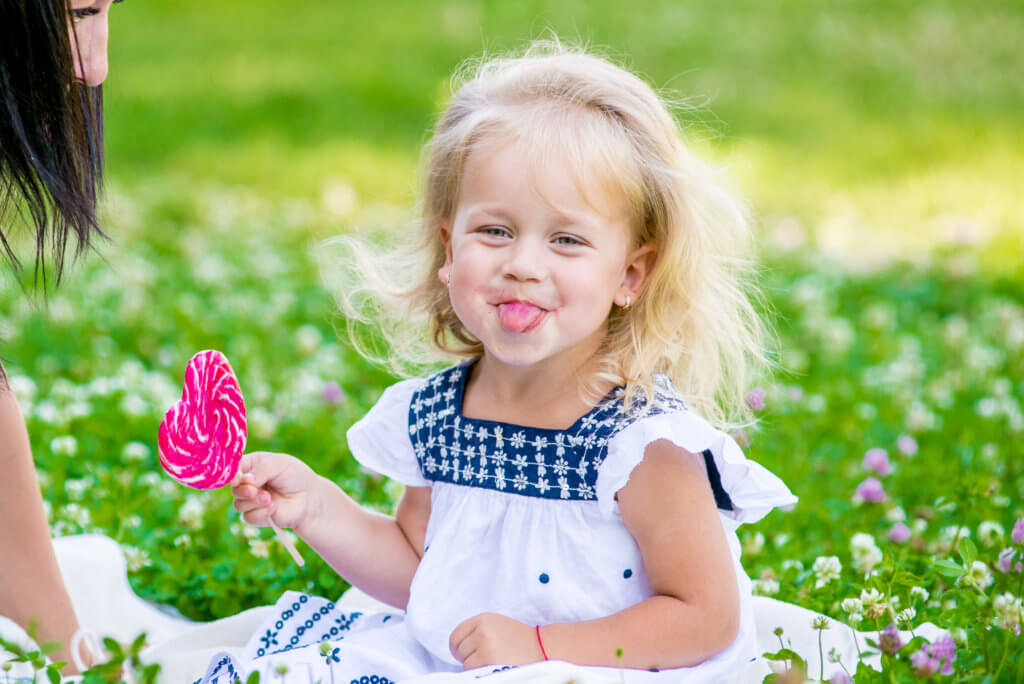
[535,625,549,661]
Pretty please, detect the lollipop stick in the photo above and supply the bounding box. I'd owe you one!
[268,516,305,567]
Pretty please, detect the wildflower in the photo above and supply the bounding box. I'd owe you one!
[295,324,323,356]
[855,477,886,503]
[860,588,887,619]
[122,441,150,462]
[812,556,842,588]
[841,598,863,616]
[124,514,142,528]
[50,435,78,457]
[123,546,151,572]
[992,593,1023,631]
[743,532,765,556]
[827,648,842,663]
[173,534,191,549]
[910,649,938,678]
[249,406,279,440]
[862,448,893,476]
[753,579,780,596]
[781,559,804,573]
[849,614,863,626]
[61,503,91,527]
[850,533,883,574]
[878,623,903,654]
[896,608,917,627]
[178,495,206,529]
[961,560,994,590]
[885,506,907,522]
[249,539,271,558]
[888,522,911,544]
[745,388,766,412]
[812,615,830,630]
[896,434,918,456]
[830,674,852,684]
[977,521,1005,548]
[997,548,1018,573]
[910,586,930,603]
[1012,518,1024,545]
[321,380,346,405]
[65,477,91,501]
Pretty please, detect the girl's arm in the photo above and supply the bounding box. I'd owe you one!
[0,387,84,674]
[450,439,739,670]
[232,452,430,610]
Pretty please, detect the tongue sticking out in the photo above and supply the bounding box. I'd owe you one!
[498,301,546,333]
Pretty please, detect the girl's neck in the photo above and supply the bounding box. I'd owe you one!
[461,353,613,431]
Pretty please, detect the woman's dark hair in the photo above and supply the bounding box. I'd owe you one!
[0,0,107,292]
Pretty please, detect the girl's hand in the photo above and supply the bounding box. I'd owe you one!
[230,451,319,532]
[449,612,542,670]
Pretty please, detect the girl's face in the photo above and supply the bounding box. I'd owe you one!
[440,139,655,373]
[68,0,117,86]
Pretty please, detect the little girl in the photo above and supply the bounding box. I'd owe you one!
[200,41,796,684]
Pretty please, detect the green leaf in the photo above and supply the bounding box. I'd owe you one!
[131,631,149,653]
[246,671,262,684]
[934,559,965,578]
[893,570,923,586]
[958,537,978,567]
[761,648,807,668]
[47,667,61,684]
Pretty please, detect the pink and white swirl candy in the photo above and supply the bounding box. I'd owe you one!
[158,350,247,489]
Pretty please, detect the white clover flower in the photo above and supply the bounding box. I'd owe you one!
[242,525,261,540]
[773,533,791,548]
[120,394,149,417]
[860,588,887,619]
[827,647,842,663]
[851,538,883,575]
[992,593,1023,631]
[178,495,206,529]
[173,534,191,549]
[781,559,804,573]
[34,400,61,425]
[905,401,936,431]
[61,503,90,527]
[978,521,1005,548]
[10,375,37,402]
[138,472,162,488]
[122,441,150,462]
[65,477,91,500]
[850,533,877,554]
[812,556,842,588]
[50,435,78,457]
[753,579,780,596]
[841,598,863,615]
[910,586,930,603]
[249,539,271,559]
[123,546,151,572]
[811,615,830,630]
[295,324,323,356]
[742,532,765,556]
[896,607,917,627]
[885,506,907,523]
[249,407,279,441]
[849,613,863,626]
[124,514,142,529]
[962,560,994,590]
[911,518,929,535]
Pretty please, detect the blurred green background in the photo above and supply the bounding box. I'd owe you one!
[105,0,1023,265]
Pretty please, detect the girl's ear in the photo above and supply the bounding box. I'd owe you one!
[437,221,453,286]
[617,244,657,306]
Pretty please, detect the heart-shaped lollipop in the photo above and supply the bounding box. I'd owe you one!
[159,350,246,489]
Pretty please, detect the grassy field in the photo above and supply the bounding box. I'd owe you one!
[2,0,1023,680]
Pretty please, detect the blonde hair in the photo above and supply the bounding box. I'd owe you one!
[329,39,769,429]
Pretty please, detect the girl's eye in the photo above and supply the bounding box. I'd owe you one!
[480,226,510,238]
[72,7,100,19]
[553,234,584,246]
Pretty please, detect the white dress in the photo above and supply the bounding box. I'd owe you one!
[189,361,797,684]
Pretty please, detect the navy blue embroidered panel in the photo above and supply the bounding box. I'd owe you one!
[407,362,707,502]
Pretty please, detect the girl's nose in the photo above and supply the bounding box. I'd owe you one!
[501,237,546,282]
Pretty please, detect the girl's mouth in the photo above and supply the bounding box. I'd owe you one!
[497,301,548,333]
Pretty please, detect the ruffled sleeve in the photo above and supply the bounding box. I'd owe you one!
[346,378,430,487]
[596,409,797,522]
